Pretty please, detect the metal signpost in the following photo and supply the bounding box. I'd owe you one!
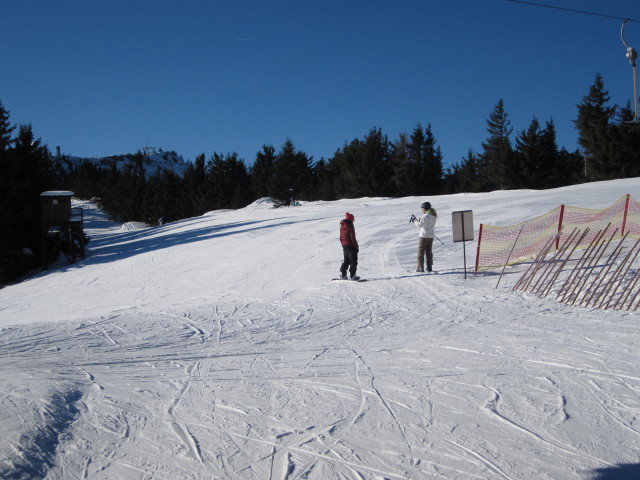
[452,210,474,278]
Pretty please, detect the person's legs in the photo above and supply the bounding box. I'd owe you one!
[341,246,358,277]
[417,238,427,270]
[340,246,350,278]
[348,248,358,277]
[425,237,434,271]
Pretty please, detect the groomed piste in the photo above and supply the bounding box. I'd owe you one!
[1,178,640,479]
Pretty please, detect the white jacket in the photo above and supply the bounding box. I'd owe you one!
[413,211,436,238]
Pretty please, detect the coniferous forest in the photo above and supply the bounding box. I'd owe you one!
[1,73,640,286]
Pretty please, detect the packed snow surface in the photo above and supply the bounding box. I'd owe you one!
[1,179,640,479]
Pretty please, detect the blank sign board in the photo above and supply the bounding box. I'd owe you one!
[452,210,474,242]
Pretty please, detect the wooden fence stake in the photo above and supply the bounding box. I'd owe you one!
[557,225,610,303]
[569,228,618,306]
[583,233,629,307]
[541,228,589,298]
[601,235,639,309]
[496,226,524,289]
[516,232,562,292]
[617,251,640,310]
[531,228,579,296]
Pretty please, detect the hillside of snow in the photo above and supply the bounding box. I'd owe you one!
[1,178,640,479]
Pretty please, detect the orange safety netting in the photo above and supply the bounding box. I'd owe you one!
[475,194,640,271]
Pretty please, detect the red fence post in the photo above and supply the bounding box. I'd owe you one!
[621,194,630,237]
[556,204,565,249]
[475,224,484,272]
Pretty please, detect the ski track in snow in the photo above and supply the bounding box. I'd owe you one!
[2,180,640,478]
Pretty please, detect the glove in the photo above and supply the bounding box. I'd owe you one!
[410,214,417,223]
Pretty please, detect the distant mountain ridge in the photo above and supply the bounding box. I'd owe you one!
[55,150,190,179]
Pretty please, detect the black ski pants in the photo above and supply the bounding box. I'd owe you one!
[340,245,358,277]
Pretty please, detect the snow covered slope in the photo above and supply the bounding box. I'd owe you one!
[1,178,640,479]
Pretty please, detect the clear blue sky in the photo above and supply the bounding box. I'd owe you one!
[2,0,639,168]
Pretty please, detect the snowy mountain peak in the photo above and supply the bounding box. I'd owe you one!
[55,150,189,179]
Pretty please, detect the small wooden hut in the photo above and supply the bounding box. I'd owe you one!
[40,191,85,267]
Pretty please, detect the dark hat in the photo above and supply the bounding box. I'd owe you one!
[421,202,431,210]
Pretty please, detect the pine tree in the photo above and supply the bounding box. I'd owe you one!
[97,156,146,222]
[407,123,443,195]
[312,158,336,200]
[480,99,514,190]
[183,153,207,216]
[143,169,188,224]
[390,132,411,195]
[269,140,312,207]
[0,102,17,285]
[250,145,276,199]
[607,102,640,178]
[121,158,147,221]
[327,139,361,198]
[96,164,123,220]
[11,124,55,219]
[67,160,102,199]
[538,119,566,188]
[575,73,616,180]
[446,150,481,193]
[3,124,56,273]
[326,127,394,198]
[557,147,584,186]
[360,128,393,196]
[0,101,14,153]
[0,101,16,229]
[205,152,252,210]
[514,116,543,189]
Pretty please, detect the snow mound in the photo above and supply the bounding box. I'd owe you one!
[119,221,147,231]
[245,197,276,209]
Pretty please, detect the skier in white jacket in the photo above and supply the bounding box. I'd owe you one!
[411,201,437,272]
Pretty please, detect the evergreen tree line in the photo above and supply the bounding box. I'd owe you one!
[1,74,639,285]
[64,127,445,225]
[0,102,65,285]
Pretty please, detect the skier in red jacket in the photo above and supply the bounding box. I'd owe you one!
[339,212,359,280]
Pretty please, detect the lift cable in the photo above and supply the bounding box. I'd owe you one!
[503,0,640,23]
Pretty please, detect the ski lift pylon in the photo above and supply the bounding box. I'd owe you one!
[621,19,639,124]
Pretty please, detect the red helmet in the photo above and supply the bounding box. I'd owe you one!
[345,212,355,222]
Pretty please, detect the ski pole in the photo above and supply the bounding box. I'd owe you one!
[410,213,443,244]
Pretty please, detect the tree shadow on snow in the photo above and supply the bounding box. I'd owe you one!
[589,464,640,480]
[42,216,331,274]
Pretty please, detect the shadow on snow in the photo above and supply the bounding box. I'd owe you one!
[589,463,640,480]
[38,215,331,276]
[0,389,82,480]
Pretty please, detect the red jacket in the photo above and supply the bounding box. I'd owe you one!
[340,220,359,249]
